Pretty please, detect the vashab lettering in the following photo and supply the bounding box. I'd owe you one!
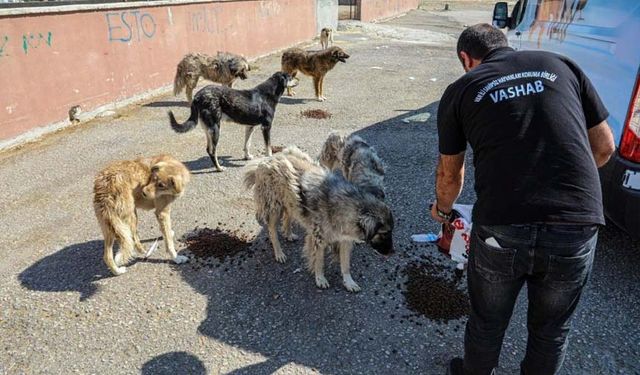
[489,80,544,103]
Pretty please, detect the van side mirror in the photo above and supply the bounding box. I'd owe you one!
[493,2,509,29]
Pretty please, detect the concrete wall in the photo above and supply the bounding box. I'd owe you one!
[0,0,317,148]
[358,0,420,22]
[316,0,338,33]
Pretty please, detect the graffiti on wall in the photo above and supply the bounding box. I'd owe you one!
[0,32,53,58]
[258,0,283,19]
[23,32,53,54]
[188,6,232,34]
[0,35,8,57]
[188,1,284,35]
[105,10,157,42]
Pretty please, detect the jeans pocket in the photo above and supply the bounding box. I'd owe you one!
[545,225,598,235]
[473,231,517,283]
[545,249,594,291]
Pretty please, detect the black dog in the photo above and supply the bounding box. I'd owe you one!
[168,71,297,171]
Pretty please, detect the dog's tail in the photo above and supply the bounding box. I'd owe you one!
[282,145,315,164]
[243,155,301,225]
[243,160,260,191]
[168,104,199,133]
[319,132,345,170]
[173,69,184,96]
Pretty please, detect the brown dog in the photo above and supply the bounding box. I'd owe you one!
[93,155,191,275]
[173,52,250,103]
[281,46,349,101]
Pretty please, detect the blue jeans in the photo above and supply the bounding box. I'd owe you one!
[463,224,598,375]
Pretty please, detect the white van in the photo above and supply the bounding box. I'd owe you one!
[492,0,640,238]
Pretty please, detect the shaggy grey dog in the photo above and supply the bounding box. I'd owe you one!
[244,147,394,292]
[319,133,386,199]
[173,52,250,103]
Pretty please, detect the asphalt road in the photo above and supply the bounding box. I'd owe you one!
[1,7,638,375]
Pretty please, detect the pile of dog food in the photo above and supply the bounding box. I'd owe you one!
[301,109,332,119]
[179,227,254,262]
[401,260,470,323]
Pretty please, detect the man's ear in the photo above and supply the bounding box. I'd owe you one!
[459,51,482,72]
[459,51,473,72]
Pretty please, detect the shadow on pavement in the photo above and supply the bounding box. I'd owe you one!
[224,358,288,375]
[178,101,445,374]
[279,97,312,105]
[18,240,112,301]
[143,100,189,108]
[183,155,245,174]
[591,221,640,301]
[141,351,206,375]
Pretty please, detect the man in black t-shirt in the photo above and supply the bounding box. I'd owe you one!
[433,24,615,375]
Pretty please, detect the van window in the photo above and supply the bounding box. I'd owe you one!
[529,1,628,32]
[510,0,528,28]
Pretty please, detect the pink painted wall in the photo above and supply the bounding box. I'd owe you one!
[359,0,420,22]
[0,0,316,143]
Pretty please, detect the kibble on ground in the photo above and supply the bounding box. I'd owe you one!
[401,260,470,323]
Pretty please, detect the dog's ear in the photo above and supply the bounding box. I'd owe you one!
[151,162,167,175]
[358,211,381,242]
[169,176,184,194]
[278,72,288,86]
[372,152,385,175]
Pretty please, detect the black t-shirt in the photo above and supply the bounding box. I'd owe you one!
[438,47,609,225]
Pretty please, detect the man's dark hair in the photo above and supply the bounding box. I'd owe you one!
[456,23,508,60]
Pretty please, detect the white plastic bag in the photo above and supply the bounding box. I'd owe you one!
[436,204,473,269]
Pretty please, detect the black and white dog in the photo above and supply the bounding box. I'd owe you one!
[168,71,297,171]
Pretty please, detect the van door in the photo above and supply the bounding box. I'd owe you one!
[507,0,531,50]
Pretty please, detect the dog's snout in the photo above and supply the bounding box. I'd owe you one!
[371,235,393,256]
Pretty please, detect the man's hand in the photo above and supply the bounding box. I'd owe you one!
[431,201,451,224]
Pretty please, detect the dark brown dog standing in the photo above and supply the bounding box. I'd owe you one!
[281,46,349,102]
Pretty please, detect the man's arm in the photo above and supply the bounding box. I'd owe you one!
[588,120,615,168]
[431,152,465,223]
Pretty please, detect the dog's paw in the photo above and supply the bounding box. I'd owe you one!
[317,96,326,102]
[285,233,299,242]
[244,153,254,160]
[343,275,361,293]
[114,253,125,266]
[173,255,189,264]
[111,266,127,276]
[274,252,287,263]
[315,275,330,289]
[214,166,226,172]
